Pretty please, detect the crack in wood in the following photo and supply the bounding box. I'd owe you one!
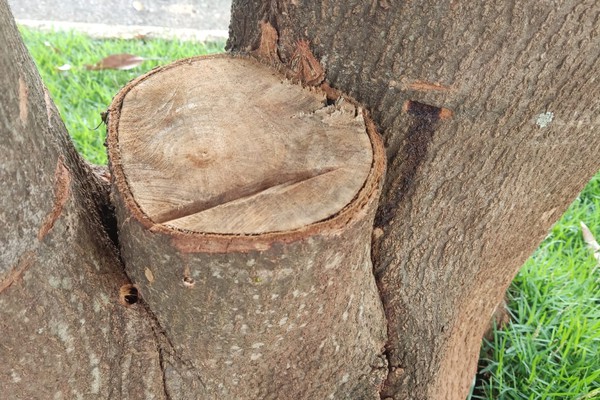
[157,346,173,400]
[152,167,338,225]
[147,309,208,394]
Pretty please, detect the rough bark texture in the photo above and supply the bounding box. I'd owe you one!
[228,1,600,399]
[0,2,169,398]
[106,56,388,398]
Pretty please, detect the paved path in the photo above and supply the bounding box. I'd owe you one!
[8,0,231,40]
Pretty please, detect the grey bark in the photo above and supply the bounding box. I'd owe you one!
[0,2,169,398]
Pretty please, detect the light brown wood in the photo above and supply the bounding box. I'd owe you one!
[116,56,372,234]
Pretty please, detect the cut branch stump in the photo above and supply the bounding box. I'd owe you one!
[107,55,388,399]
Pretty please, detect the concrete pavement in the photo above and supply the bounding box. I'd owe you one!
[8,0,231,40]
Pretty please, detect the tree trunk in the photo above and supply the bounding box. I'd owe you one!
[228,1,600,398]
[0,2,172,398]
[2,0,600,399]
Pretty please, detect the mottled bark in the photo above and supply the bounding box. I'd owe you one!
[0,1,173,398]
[228,1,600,399]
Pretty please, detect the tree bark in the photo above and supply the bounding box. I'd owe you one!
[2,0,600,399]
[0,2,174,398]
[228,1,600,399]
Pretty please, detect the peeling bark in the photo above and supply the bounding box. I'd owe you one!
[37,156,72,240]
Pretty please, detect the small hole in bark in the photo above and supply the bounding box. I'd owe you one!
[119,284,139,305]
[183,276,195,288]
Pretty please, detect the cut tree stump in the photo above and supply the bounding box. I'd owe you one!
[107,55,388,399]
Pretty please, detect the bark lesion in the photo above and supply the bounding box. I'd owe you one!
[252,23,326,87]
[375,101,448,228]
[0,251,36,294]
[287,39,326,87]
[252,21,282,64]
[37,155,72,241]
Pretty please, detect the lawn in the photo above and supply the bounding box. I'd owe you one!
[472,173,600,399]
[20,27,600,399]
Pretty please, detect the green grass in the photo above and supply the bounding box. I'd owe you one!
[21,27,600,400]
[472,174,600,399]
[20,27,224,164]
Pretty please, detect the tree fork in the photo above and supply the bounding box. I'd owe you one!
[3,0,600,398]
[107,55,388,398]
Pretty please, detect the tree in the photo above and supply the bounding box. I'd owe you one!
[1,0,599,399]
